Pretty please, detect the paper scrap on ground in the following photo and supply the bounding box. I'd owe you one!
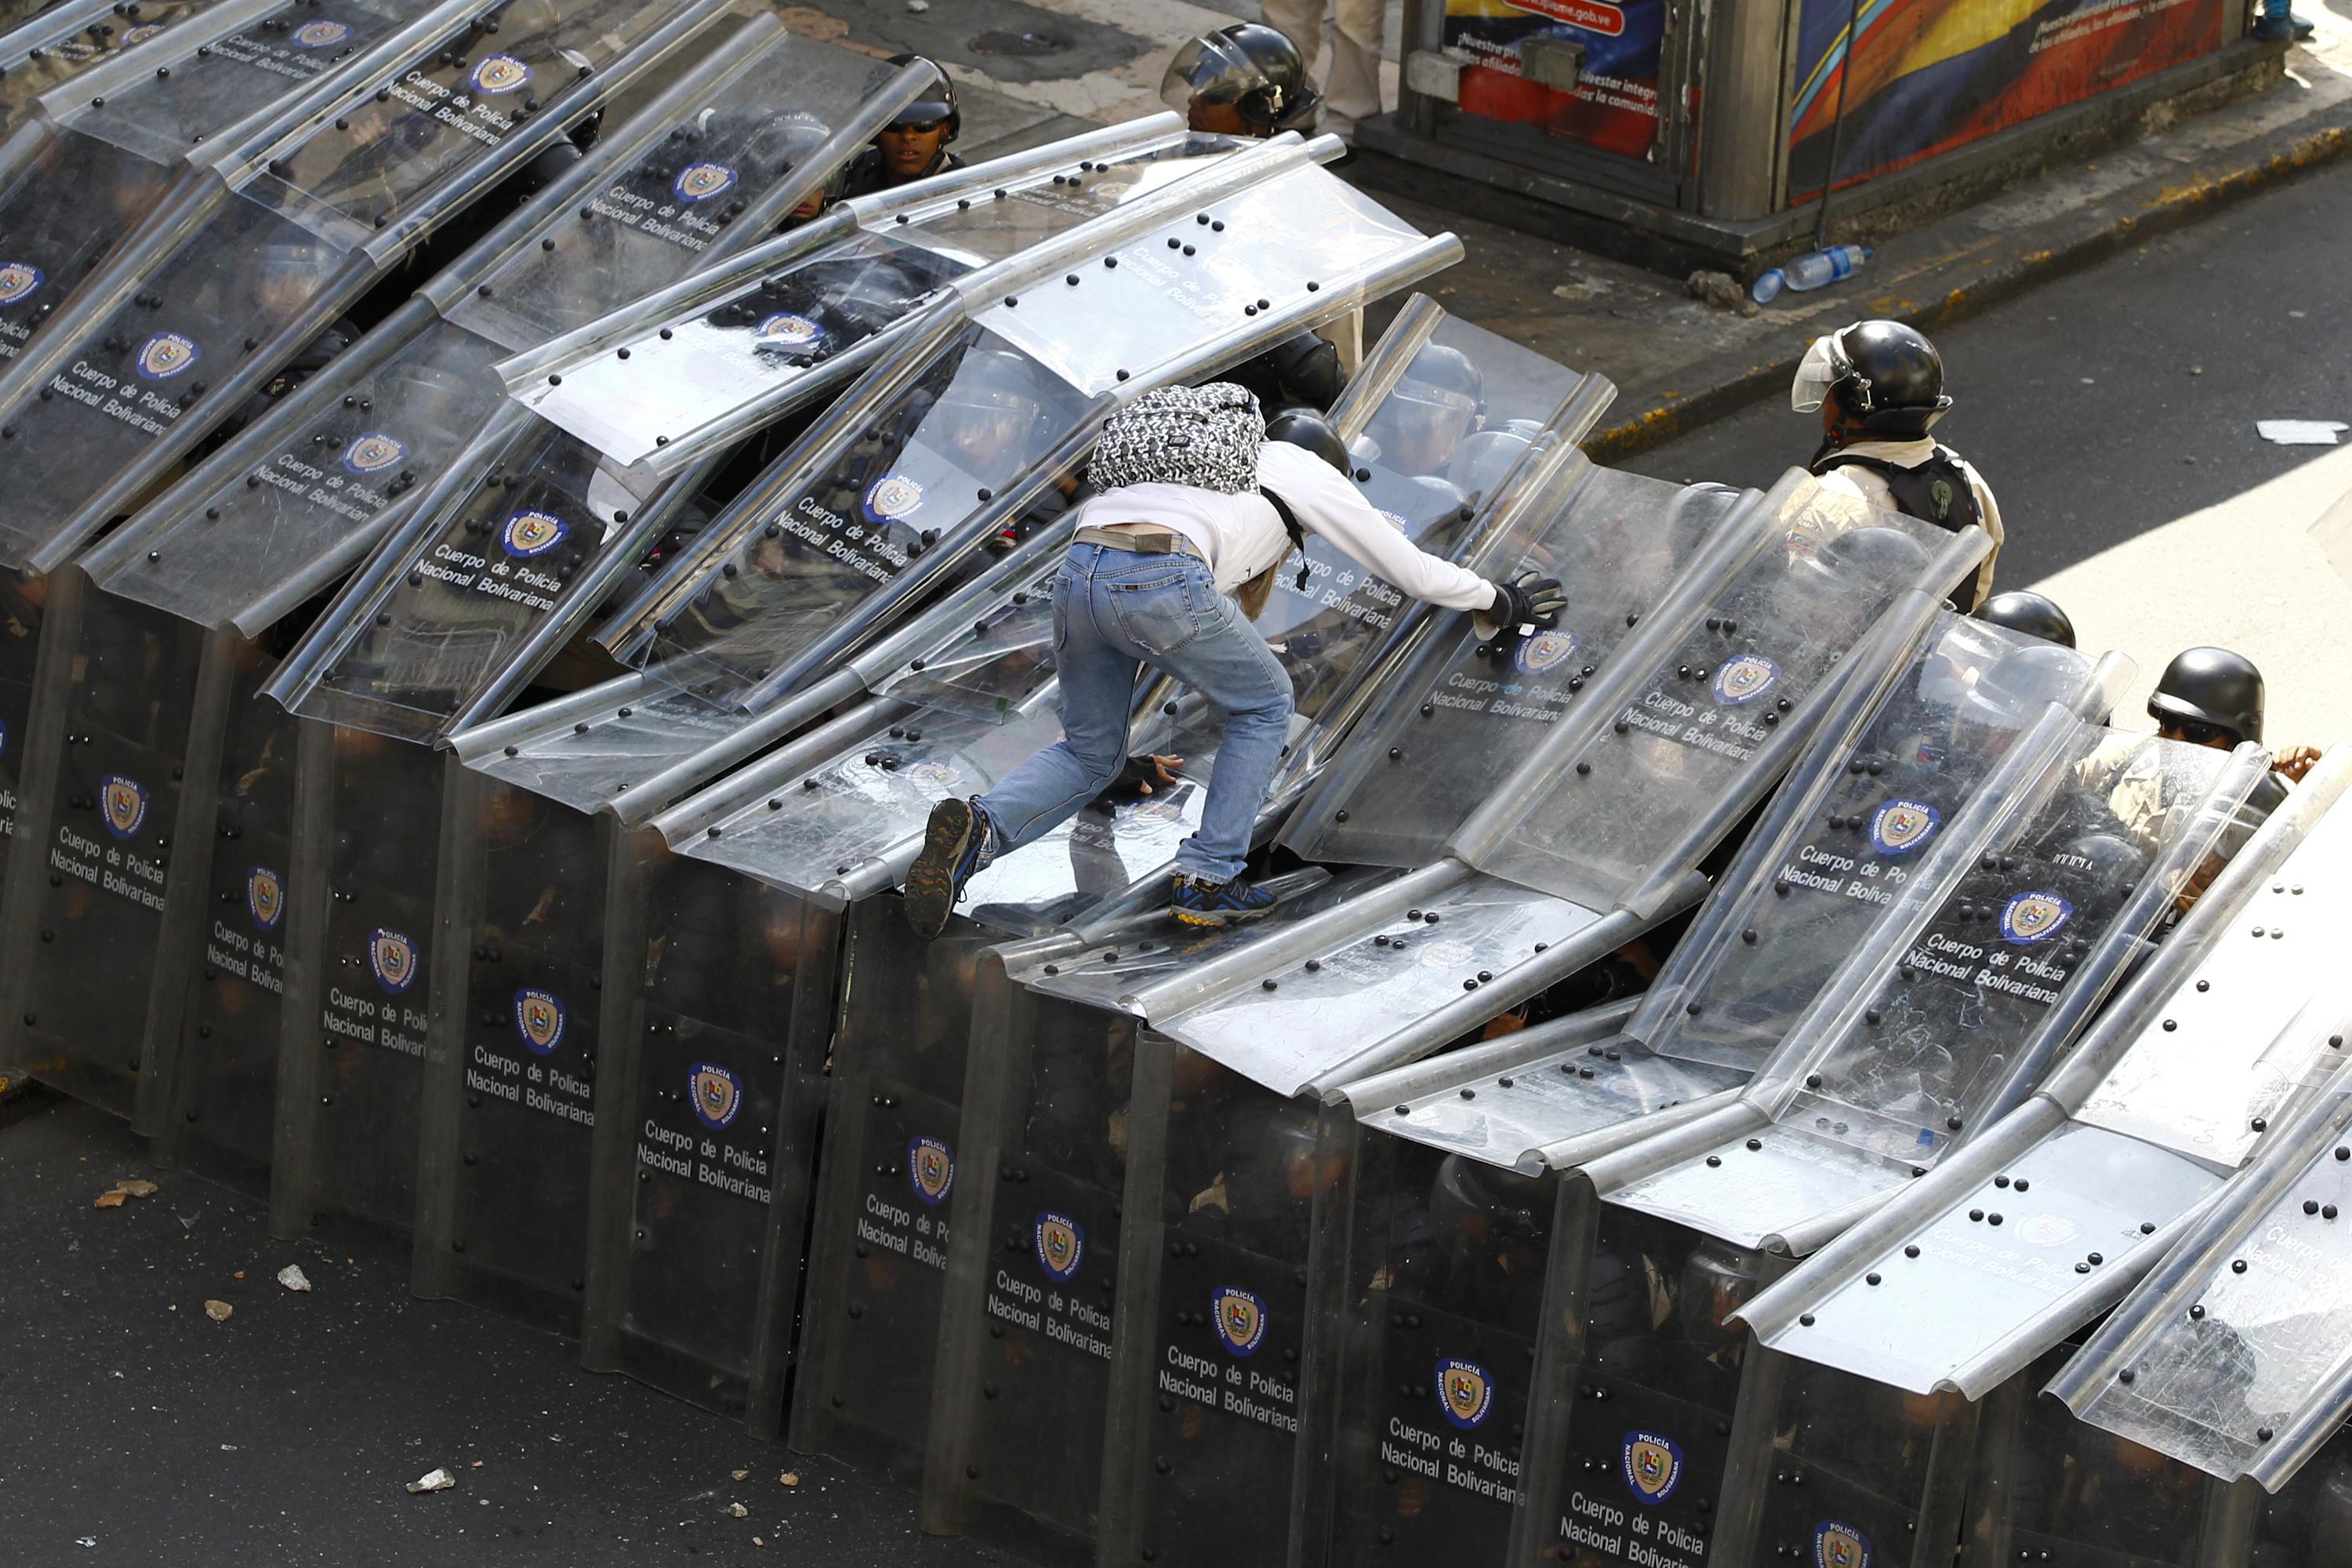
[407,1468,456,1494]
[278,1265,312,1292]
[2258,419,2348,445]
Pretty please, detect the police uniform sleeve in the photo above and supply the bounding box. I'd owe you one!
[1962,459,2005,608]
[1257,442,1497,612]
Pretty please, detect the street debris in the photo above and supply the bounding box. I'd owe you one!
[779,1472,800,1487]
[728,1502,749,1519]
[731,1469,750,1481]
[94,1178,158,1208]
[93,1191,124,1209]
[2257,419,2347,445]
[1684,270,1744,311]
[406,1468,456,1494]
[203,1300,233,1323]
[278,1264,312,1292]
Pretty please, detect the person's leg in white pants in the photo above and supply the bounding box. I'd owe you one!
[1256,0,1386,140]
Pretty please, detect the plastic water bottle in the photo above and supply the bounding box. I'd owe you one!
[1751,244,1873,303]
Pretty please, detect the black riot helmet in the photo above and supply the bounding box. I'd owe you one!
[1369,343,1484,477]
[1160,23,1321,133]
[1974,590,2075,648]
[1265,406,1348,474]
[2148,647,2265,747]
[1225,332,1344,416]
[928,345,1054,469]
[1791,320,1954,438]
[1426,1155,1556,1255]
[878,53,959,137]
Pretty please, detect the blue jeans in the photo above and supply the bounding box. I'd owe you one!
[976,543,1294,884]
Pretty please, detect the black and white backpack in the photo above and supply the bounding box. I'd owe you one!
[1090,381,1312,594]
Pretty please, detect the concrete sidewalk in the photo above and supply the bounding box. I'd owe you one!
[780,0,2352,457]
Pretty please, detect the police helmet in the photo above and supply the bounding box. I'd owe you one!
[1974,590,2075,648]
[1962,642,2090,728]
[1160,23,1322,132]
[733,107,833,173]
[1265,406,1348,474]
[2057,831,2149,920]
[930,346,1052,464]
[1806,522,1933,585]
[1446,424,1538,506]
[1791,320,1953,438]
[877,53,959,139]
[1427,1155,1555,1254]
[1679,1242,1761,1349]
[1369,344,1484,474]
[2148,647,2264,747]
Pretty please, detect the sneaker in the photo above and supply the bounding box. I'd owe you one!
[905,797,995,938]
[2252,12,2312,39]
[1170,871,1279,927]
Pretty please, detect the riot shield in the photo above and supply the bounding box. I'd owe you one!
[504,114,1254,474]
[0,0,733,570]
[1454,475,1988,916]
[7,579,215,1116]
[151,643,299,1191]
[1593,724,2268,1257]
[1729,751,2352,1403]
[1957,1346,2238,1568]
[0,0,243,137]
[0,569,44,871]
[2052,1069,2352,1493]
[84,20,913,634]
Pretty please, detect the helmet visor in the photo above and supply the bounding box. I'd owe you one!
[1160,33,1274,114]
[1789,332,1849,413]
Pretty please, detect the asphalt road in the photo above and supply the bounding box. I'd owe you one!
[1621,152,2352,590]
[0,1094,1014,1568]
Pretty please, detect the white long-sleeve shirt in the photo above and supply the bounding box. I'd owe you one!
[1072,441,1499,612]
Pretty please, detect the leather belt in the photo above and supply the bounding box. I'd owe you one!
[1073,524,1203,560]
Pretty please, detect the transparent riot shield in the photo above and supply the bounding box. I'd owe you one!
[410,756,608,1331]
[2247,1436,2352,1566]
[504,115,1254,472]
[83,19,906,633]
[573,822,841,1432]
[6,577,214,1116]
[1711,1356,1977,1568]
[0,0,242,138]
[0,569,44,866]
[1456,477,1987,916]
[1728,752,2352,1404]
[271,719,445,1232]
[1958,1346,2242,1568]
[151,644,298,1194]
[1595,725,2267,1257]
[2052,1073,2352,1494]
[0,0,731,569]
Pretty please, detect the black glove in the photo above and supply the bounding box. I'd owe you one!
[1475,569,1566,639]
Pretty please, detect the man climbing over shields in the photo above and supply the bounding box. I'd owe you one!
[903,383,1565,935]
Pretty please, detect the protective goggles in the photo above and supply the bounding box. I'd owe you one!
[1160,34,1277,114]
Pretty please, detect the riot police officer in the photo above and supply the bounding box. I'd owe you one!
[1791,320,2005,612]
[840,56,962,196]
[1975,589,2074,648]
[2148,646,2320,783]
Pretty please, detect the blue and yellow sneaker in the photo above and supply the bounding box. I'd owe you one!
[1170,871,1279,927]
[905,797,996,938]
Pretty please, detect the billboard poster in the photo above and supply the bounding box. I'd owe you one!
[1442,0,1668,159]
[1787,0,2228,199]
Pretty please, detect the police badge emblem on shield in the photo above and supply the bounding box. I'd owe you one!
[1033,1211,1084,1282]
[1210,1287,1266,1356]
[500,509,569,558]
[514,988,565,1055]
[290,19,349,46]
[1621,1430,1683,1504]
[862,474,924,524]
[1515,629,1580,675]
[368,927,418,993]
[903,760,963,792]
[342,432,405,476]
[99,775,148,840]
[1711,653,1780,705]
[756,312,823,349]
[1436,1357,1493,1430]
[0,262,45,307]
[906,1134,955,1205]
[1867,799,1940,855]
[1813,1520,1871,1568]
[1998,890,2073,945]
[135,331,200,382]
[246,866,284,932]
[690,1061,742,1130]
[468,53,531,94]
[673,162,737,203]
[122,23,166,43]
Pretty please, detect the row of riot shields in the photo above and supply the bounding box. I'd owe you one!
[249,149,1456,1436]
[0,6,899,1134]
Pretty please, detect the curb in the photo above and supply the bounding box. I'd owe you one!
[1583,116,2352,463]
